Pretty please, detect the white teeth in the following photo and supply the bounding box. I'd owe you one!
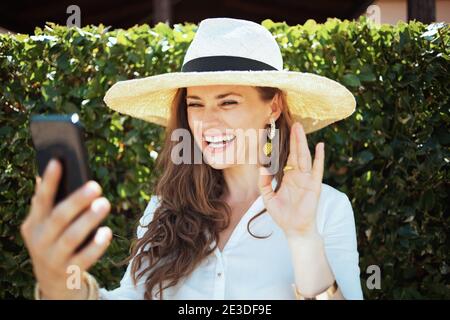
[209,142,226,148]
[204,134,235,143]
[204,134,235,149]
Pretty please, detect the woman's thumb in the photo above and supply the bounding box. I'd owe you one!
[35,175,42,191]
[258,166,274,203]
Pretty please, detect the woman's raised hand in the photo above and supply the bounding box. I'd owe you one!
[258,122,325,240]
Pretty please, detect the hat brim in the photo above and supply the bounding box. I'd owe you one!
[103,70,356,134]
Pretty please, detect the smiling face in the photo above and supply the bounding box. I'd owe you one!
[186,85,281,170]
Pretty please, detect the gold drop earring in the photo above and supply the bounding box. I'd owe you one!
[263,117,276,157]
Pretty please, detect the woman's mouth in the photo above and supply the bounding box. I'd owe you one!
[204,134,236,153]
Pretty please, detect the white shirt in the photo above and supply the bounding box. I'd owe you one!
[98,179,364,300]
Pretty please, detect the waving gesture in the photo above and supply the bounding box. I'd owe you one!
[258,122,325,240]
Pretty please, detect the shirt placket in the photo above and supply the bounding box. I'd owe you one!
[213,250,226,299]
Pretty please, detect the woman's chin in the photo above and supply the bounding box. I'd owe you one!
[203,150,239,170]
[204,156,235,170]
[199,139,249,169]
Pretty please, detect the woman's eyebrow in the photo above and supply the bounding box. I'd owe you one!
[186,92,243,100]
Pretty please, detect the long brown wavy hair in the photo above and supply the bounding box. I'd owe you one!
[123,86,294,299]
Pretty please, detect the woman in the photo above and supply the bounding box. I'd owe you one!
[22,17,363,300]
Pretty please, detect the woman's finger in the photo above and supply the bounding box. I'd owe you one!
[41,182,103,245]
[295,122,312,172]
[67,226,112,272]
[51,197,111,264]
[312,142,325,182]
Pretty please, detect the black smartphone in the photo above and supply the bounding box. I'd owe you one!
[30,113,97,253]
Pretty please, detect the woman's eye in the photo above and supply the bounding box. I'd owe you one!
[187,101,237,107]
[222,101,237,106]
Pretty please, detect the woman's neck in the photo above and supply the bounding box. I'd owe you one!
[221,164,261,204]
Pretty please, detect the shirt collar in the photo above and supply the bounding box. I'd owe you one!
[209,176,277,253]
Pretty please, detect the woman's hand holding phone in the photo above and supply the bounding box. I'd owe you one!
[20,158,112,299]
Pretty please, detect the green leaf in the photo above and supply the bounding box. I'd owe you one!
[342,73,361,87]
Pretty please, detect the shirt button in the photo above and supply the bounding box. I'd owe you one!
[217,272,222,277]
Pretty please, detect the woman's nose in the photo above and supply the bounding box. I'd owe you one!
[201,105,220,124]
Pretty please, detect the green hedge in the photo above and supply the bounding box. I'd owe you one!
[0,17,448,299]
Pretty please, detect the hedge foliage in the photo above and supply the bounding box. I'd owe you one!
[0,17,448,299]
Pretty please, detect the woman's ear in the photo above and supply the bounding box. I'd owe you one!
[269,92,283,121]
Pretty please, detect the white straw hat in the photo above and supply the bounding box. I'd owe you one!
[103,17,356,134]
